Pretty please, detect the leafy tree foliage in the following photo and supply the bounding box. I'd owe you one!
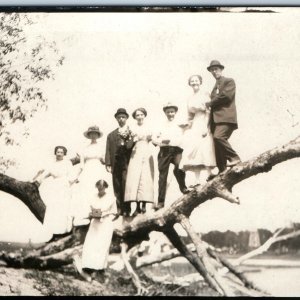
[0,13,64,170]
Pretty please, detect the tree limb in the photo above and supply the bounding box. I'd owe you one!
[164,226,224,295]
[120,243,148,296]
[0,173,45,223]
[178,215,234,296]
[235,228,300,265]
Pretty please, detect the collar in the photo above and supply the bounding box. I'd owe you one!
[118,125,128,131]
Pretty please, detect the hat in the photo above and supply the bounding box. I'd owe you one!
[83,126,103,139]
[114,108,129,118]
[207,60,225,72]
[163,102,178,112]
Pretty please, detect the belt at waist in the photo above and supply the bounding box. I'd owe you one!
[159,146,183,153]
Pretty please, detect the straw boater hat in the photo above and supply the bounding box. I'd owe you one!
[207,60,225,72]
[83,125,103,139]
[114,108,129,118]
[163,102,178,112]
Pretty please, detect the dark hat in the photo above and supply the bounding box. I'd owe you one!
[207,60,225,72]
[83,125,103,139]
[163,102,178,112]
[114,108,129,118]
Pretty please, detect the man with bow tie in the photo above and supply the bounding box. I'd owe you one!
[205,60,241,177]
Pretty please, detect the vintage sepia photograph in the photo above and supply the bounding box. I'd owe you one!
[0,7,299,296]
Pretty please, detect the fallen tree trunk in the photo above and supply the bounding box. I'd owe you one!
[0,135,299,296]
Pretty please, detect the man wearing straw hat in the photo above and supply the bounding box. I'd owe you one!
[152,102,190,210]
[105,108,133,217]
[206,60,241,178]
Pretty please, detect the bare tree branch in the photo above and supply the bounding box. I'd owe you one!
[235,228,300,265]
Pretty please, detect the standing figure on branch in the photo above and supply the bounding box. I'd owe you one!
[72,126,109,226]
[179,74,216,186]
[32,146,74,241]
[152,103,190,211]
[105,108,133,217]
[206,60,241,179]
[124,107,155,217]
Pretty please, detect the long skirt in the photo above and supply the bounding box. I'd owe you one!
[124,141,154,203]
[42,177,72,236]
[81,215,114,270]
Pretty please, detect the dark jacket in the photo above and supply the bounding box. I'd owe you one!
[207,76,238,127]
[105,128,133,173]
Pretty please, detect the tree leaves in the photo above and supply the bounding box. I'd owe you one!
[0,13,64,168]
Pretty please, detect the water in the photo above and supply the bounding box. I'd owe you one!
[247,267,300,297]
[145,258,300,296]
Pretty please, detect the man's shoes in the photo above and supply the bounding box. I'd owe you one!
[154,203,164,211]
[112,213,120,221]
[181,187,192,194]
[131,210,140,218]
[207,174,217,181]
[227,158,241,167]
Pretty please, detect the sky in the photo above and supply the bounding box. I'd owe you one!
[0,10,299,242]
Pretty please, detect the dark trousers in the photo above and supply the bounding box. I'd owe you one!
[112,166,131,215]
[158,146,187,206]
[212,123,240,173]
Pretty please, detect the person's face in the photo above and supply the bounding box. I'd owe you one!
[164,108,177,121]
[135,110,145,124]
[97,185,106,197]
[189,76,201,92]
[209,66,223,79]
[116,114,128,127]
[55,148,65,160]
[88,132,99,140]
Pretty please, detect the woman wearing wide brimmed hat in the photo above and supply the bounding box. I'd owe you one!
[71,125,113,226]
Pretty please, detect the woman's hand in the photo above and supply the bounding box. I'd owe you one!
[106,165,112,173]
[179,123,189,129]
[69,179,79,186]
[161,139,170,145]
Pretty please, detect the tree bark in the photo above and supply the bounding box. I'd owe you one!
[0,174,45,223]
[164,226,225,295]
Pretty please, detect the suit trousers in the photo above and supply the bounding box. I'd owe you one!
[112,165,130,215]
[212,123,240,172]
[158,146,187,206]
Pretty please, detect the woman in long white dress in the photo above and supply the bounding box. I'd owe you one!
[72,126,111,226]
[32,146,74,240]
[80,179,117,281]
[124,108,154,217]
[180,75,216,185]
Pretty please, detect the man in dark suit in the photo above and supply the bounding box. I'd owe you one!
[105,108,133,217]
[205,60,241,176]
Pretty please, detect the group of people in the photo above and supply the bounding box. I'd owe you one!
[32,60,241,281]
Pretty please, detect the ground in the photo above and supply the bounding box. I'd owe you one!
[0,264,218,296]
